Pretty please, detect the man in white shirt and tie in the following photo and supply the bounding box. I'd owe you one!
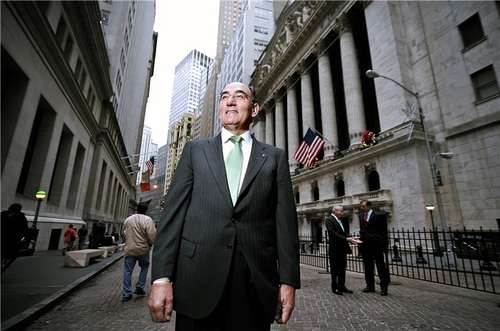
[325,205,357,295]
[148,82,300,331]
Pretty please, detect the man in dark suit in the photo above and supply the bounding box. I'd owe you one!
[148,82,300,330]
[325,205,356,295]
[359,199,389,296]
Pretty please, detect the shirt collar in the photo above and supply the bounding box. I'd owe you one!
[221,127,252,144]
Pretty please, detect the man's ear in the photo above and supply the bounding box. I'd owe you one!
[251,103,260,118]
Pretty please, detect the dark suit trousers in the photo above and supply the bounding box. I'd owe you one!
[361,244,389,290]
[329,250,347,291]
[175,244,271,331]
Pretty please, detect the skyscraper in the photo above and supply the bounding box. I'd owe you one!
[216,0,243,60]
[214,0,275,134]
[197,1,243,139]
[99,0,157,159]
[169,50,213,127]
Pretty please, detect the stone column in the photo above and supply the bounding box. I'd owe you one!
[337,16,366,148]
[300,62,316,133]
[274,96,286,151]
[252,116,265,142]
[265,108,275,145]
[286,81,299,171]
[317,41,338,159]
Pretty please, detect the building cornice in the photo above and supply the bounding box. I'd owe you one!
[292,120,431,183]
[250,0,354,103]
[63,1,114,98]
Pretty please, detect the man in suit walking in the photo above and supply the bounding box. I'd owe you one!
[148,82,300,330]
[359,199,389,296]
[325,205,356,295]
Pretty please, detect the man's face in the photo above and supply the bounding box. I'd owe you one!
[360,202,368,212]
[334,208,343,218]
[219,82,259,133]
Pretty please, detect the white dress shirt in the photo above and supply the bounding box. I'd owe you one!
[331,214,345,233]
[221,127,253,197]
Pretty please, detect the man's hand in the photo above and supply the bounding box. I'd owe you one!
[148,282,173,322]
[347,237,362,245]
[274,284,295,324]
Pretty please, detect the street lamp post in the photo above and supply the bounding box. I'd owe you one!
[425,204,442,256]
[365,70,449,232]
[30,189,47,251]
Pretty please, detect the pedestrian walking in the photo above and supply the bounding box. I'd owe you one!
[63,224,77,255]
[325,205,359,295]
[148,82,300,330]
[77,224,88,249]
[359,199,389,296]
[1,203,29,272]
[122,202,156,302]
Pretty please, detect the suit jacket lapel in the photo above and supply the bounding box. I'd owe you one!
[237,138,268,201]
[203,134,232,207]
[332,216,345,234]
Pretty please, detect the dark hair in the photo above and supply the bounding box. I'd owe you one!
[8,203,22,213]
[360,200,372,207]
[69,224,74,228]
[137,203,148,214]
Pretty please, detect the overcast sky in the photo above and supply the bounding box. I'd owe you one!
[144,0,220,147]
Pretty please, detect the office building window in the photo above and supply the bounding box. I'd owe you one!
[458,13,485,50]
[471,65,500,102]
[17,98,56,196]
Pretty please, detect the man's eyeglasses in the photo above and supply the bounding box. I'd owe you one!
[220,91,250,102]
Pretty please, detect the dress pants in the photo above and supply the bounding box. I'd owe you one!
[175,244,271,331]
[361,244,389,290]
[329,250,347,291]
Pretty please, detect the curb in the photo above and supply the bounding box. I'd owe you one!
[1,252,124,331]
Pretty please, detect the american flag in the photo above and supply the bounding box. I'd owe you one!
[293,128,325,168]
[146,156,155,176]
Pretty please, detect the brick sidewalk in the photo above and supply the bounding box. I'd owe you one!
[26,261,500,330]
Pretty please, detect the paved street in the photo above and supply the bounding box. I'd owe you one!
[25,260,500,331]
[1,250,123,324]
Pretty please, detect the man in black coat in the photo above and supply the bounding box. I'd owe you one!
[325,205,356,295]
[148,82,300,331]
[359,199,389,296]
[1,203,29,272]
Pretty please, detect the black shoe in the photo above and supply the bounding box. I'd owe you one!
[332,289,343,295]
[362,287,375,293]
[122,295,133,302]
[134,287,146,296]
[339,288,353,294]
[380,289,388,296]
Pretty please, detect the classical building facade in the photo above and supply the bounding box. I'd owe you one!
[249,1,500,241]
[1,1,135,250]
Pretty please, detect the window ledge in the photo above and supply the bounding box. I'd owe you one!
[461,36,488,53]
[475,92,500,106]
